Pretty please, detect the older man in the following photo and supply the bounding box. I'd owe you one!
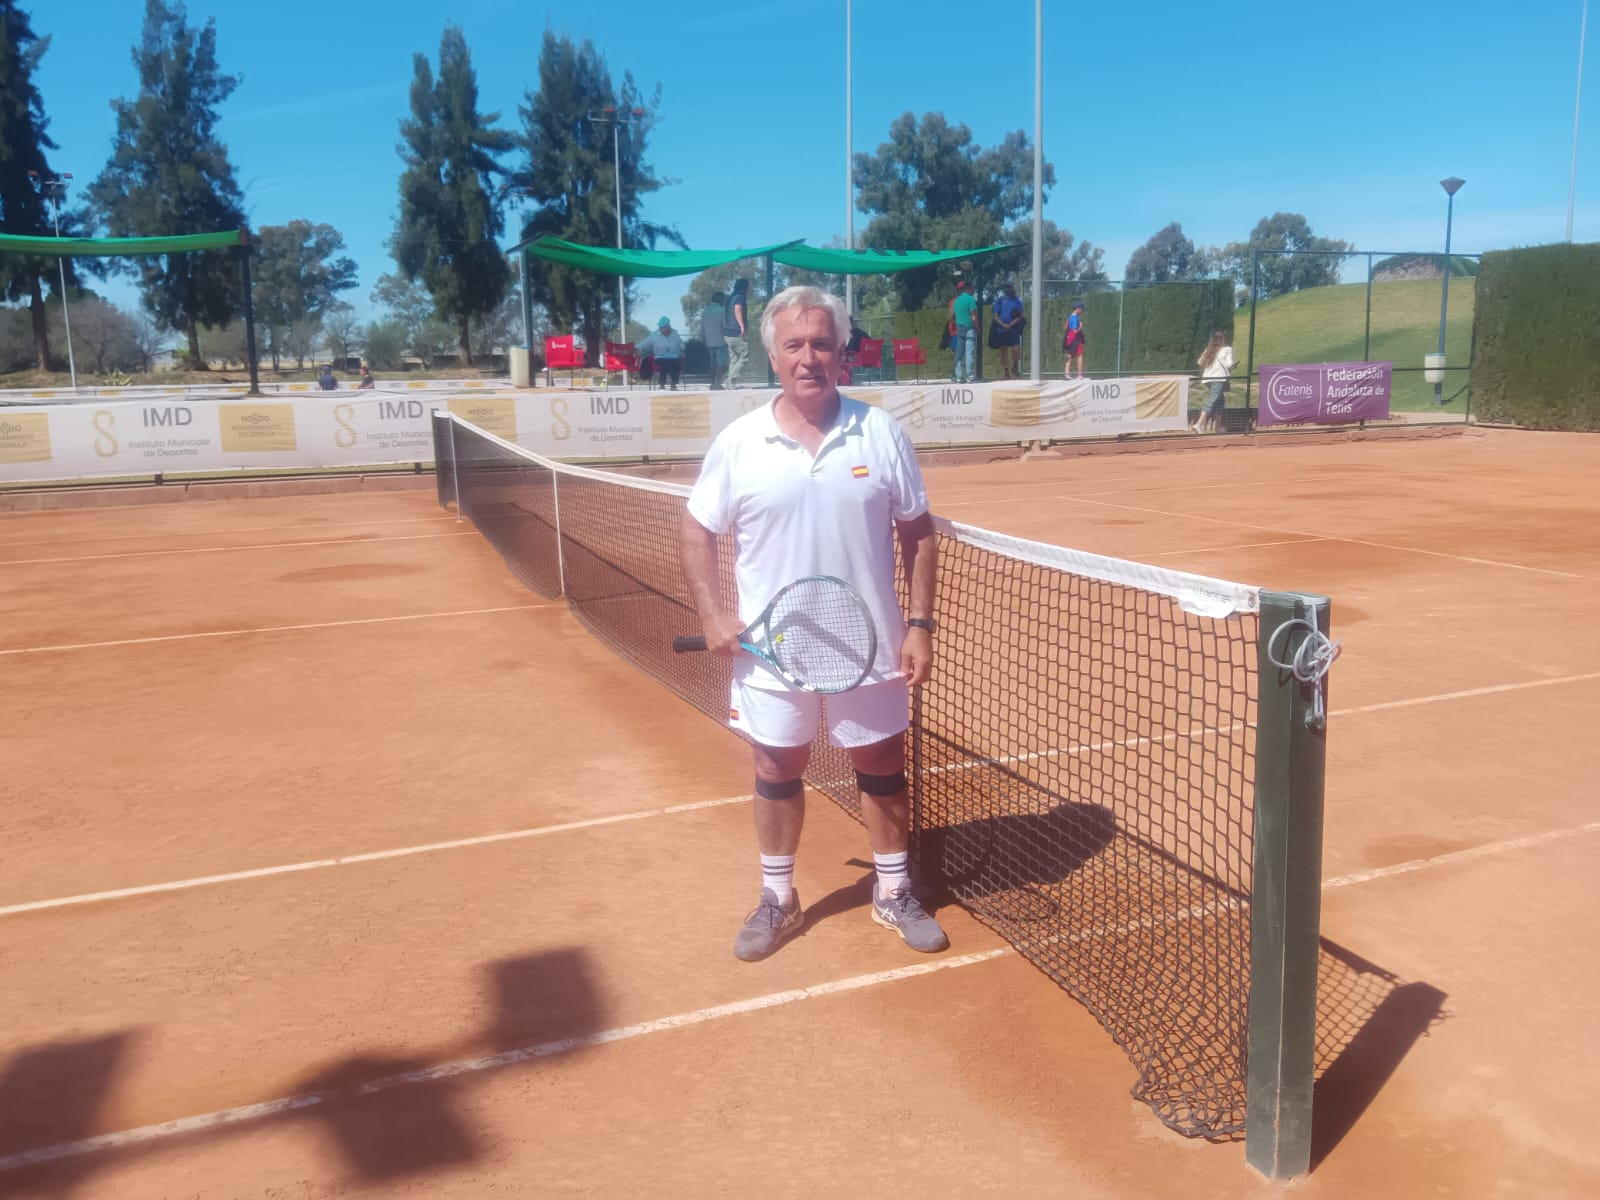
[636,316,684,390]
[680,284,948,962]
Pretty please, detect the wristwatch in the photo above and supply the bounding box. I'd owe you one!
[907,617,937,634]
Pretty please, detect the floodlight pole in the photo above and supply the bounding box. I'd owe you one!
[1569,0,1588,242]
[31,172,77,389]
[1436,177,1464,404]
[844,0,857,320]
[589,105,648,379]
[1029,0,1043,381]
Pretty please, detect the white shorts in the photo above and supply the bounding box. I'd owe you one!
[729,677,910,749]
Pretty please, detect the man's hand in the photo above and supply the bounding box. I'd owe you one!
[900,627,934,686]
[701,611,745,658]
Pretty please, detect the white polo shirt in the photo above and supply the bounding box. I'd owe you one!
[687,393,929,692]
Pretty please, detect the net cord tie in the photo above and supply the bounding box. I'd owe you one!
[1266,617,1342,729]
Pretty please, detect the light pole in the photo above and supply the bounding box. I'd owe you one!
[1570,0,1589,242]
[587,105,647,368]
[28,169,77,389]
[1029,0,1043,381]
[1435,176,1465,404]
[844,0,857,320]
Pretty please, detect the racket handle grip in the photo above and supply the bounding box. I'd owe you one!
[672,636,708,653]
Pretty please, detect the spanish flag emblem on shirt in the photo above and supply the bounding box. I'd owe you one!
[851,465,870,478]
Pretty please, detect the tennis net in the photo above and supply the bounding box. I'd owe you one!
[433,410,1272,1138]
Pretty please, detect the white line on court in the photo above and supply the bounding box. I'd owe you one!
[0,947,1013,1173]
[7,818,1600,1174]
[0,794,751,917]
[1143,537,1330,559]
[0,530,472,567]
[0,514,456,551]
[6,667,1595,916]
[0,604,556,658]
[1056,494,1585,579]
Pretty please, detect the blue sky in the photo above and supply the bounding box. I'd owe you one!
[29,0,1598,332]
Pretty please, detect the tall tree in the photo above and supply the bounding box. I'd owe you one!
[511,32,680,364]
[1125,222,1201,284]
[1222,213,1353,301]
[854,113,1054,310]
[0,0,77,370]
[252,220,357,368]
[323,302,361,365]
[999,218,1108,298]
[371,272,435,357]
[89,0,246,368]
[393,26,512,367]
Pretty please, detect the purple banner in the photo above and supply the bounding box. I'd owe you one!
[1257,361,1392,426]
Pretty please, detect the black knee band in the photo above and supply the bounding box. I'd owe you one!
[855,769,907,797]
[755,776,804,801]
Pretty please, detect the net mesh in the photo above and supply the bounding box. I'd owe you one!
[433,411,1263,1137]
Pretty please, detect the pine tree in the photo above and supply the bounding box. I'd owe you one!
[0,0,74,371]
[392,27,512,368]
[511,33,678,363]
[89,0,246,368]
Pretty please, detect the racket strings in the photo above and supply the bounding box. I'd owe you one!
[767,578,875,692]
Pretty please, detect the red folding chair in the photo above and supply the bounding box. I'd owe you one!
[851,337,884,383]
[603,342,638,385]
[839,363,853,385]
[892,337,926,383]
[544,335,584,386]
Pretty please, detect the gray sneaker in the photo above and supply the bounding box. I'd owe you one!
[871,886,949,953]
[733,888,804,962]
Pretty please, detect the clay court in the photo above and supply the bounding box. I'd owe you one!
[1,426,1596,1198]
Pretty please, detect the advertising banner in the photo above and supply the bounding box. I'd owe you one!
[1257,362,1392,426]
[0,376,1191,483]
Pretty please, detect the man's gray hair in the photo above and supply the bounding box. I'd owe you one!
[759,285,850,356]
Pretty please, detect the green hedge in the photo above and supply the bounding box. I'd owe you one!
[872,282,1233,380]
[1471,243,1600,430]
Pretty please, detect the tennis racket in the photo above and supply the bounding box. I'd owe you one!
[673,575,877,694]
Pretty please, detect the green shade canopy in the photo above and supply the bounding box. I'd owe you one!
[519,236,1018,278]
[772,243,1016,274]
[521,236,803,278]
[0,230,246,257]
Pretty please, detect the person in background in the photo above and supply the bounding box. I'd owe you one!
[318,364,338,391]
[724,279,751,388]
[1063,302,1086,380]
[949,279,977,384]
[636,316,685,390]
[991,279,1025,379]
[702,291,728,389]
[356,366,376,390]
[1192,330,1235,434]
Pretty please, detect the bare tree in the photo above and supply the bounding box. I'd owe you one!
[323,302,361,365]
[282,317,322,369]
[129,314,172,372]
[70,297,140,374]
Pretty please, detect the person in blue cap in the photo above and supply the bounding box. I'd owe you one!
[636,316,685,390]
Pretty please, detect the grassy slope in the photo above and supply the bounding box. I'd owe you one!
[1237,277,1475,412]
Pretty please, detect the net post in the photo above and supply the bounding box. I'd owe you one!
[551,471,567,598]
[446,416,463,523]
[1245,590,1329,1179]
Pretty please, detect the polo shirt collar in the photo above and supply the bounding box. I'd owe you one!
[761,393,864,447]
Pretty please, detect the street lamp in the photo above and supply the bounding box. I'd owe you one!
[1431,176,1465,404]
[845,0,853,317]
[587,105,647,370]
[1569,0,1589,242]
[27,169,77,389]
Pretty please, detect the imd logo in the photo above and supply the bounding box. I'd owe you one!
[333,403,358,449]
[379,399,426,421]
[93,410,120,457]
[142,406,193,428]
[550,397,571,440]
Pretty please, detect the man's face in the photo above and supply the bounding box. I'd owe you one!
[769,307,842,408]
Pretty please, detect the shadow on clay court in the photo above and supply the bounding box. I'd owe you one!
[0,1029,143,1196]
[0,948,605,1195]
[1311,940,1449,1169]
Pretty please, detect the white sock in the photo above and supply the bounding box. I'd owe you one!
[874,850,910,900]
[761,854,796,903]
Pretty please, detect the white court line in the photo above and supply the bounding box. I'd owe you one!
[938,475,1332,507]
[0,604,556,658]
[7,818,1600,1175]
[0,530,471,567]
[0,948,1012,1173]
[7,667,1594,916]
[0,515,455,551]
[1143,537,1329,559]
[1058,494,1585,580]
[1329,672,1600,716]
[0,794,751,918]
